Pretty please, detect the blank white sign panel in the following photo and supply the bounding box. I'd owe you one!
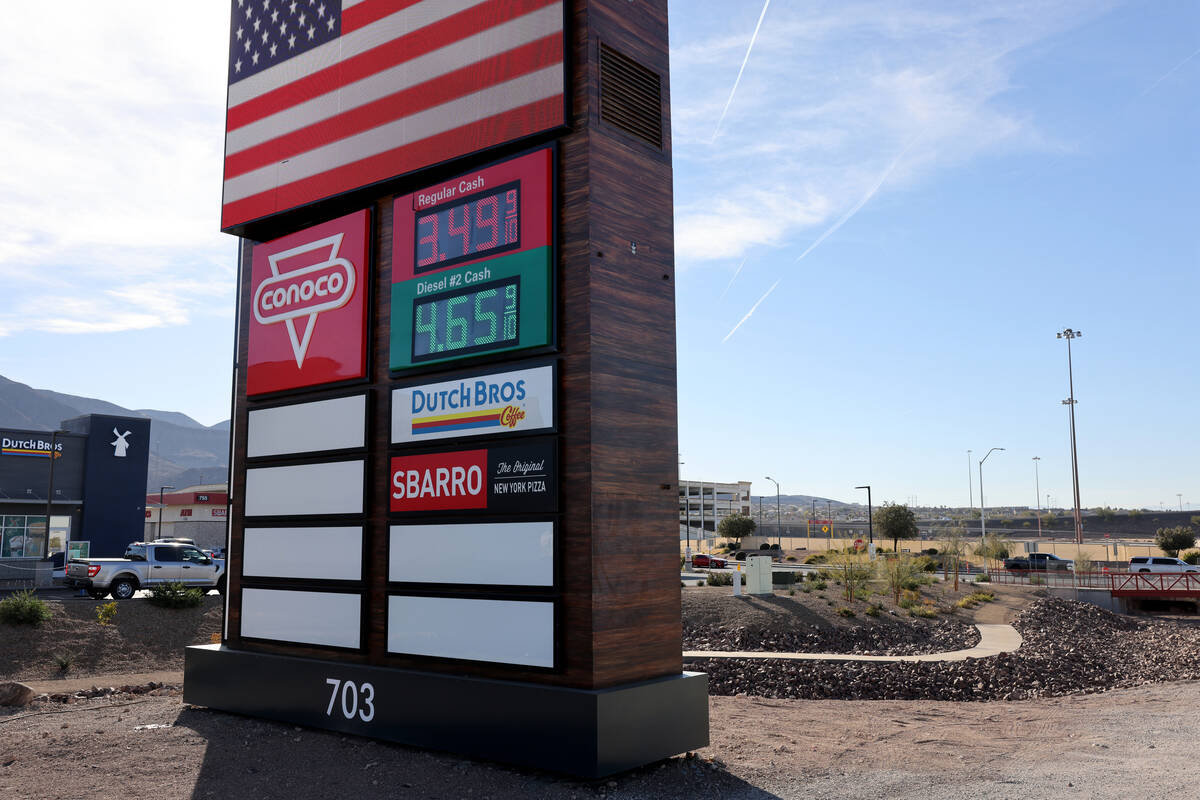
[389,522,553,585]
[388,596,554,667]
[247,395,366,457]
[242,589,361,648]
[245,460,363,517]
[244,527,363,580]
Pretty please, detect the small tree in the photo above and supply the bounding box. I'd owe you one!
[940,525,968,591]
[716,514,756,549]
[873,503,919,555]
[1154,526,1196,558]
[826,550,874,602]
[974,533,1010,570]
[880,554,919,605]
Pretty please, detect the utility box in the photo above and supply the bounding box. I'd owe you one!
[746,556,774,595]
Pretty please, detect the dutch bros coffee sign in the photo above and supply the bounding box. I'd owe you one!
[390,438,557,514]
[247,209,370,395]
[392,365,555,444]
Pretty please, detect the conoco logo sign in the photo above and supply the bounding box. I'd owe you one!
[253,233,356,367]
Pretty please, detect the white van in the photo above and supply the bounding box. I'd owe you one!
[1128,556,1199,574]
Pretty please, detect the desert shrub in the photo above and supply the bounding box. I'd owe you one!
[788,588,795,596]
[54,651,74,672]
[0,590,52,626]
[96,602,117,626]
[147,581,205,609]
[811,580,827,591]
[864,604,881,617]
[967,591,995,603]
[955,597,978,609]
[912,555,939,573]
[909,605,938,618]
[900,576,923,591]
[785,555,797,562]
[759,543,772,550]
[803,553,827,564]
[769,543,781,550]
[836,607,856,618]
[898,589,920,609]
[923,548,939,556]
[973,573,990,583]
[1181,550,1200,565]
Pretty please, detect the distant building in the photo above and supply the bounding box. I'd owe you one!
[144,484,229,551]
[680,480,752,545]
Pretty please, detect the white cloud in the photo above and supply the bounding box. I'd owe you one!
[670,0,1115,267]
[0,3,235,336]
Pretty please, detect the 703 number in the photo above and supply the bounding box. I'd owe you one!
[324,678,375,722]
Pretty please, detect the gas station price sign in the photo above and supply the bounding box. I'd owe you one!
[391,147,553,371]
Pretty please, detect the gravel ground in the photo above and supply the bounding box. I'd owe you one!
[3,681,1199,799]
[693,596,1200,701]
[682,586,984,655]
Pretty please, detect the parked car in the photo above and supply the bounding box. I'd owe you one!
[691,554,727,568]
[1128,557,1199,574]
[65,542,226,600]
[1004,553,1073,572]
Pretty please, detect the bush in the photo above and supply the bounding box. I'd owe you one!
[909,605,938,618]
[973,573,991,583]
[864,604,881,617]
[147,581,205,609]
[1181,549,1200,565]
[912,555,938,573]
[898,589,920,609]
[96,602,117,626]
[811,580,827,591]
[1029,575,1045,586]
[785,555,797,562]
[0,590,52,626]
[769,543,781,550]
[54,651,74,672]
[836,607,856,618]
[803,553,827,564]
[1155,526,1196,558]
[967,591,995,603]
[759,543,772,550]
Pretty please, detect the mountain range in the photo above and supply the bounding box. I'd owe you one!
[0,374,229,492]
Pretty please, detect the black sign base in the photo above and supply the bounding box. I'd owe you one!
[184,645,708,779]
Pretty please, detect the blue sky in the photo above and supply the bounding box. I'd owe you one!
[0,2,1195,510]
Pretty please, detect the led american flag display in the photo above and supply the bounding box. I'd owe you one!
[222,0,566,232]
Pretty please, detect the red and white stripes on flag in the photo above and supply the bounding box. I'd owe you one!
[222,0,565,232]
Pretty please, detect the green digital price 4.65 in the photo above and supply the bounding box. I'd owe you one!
[412,278,519,361]
[390,247,551,370]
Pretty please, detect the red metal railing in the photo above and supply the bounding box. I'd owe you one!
[986,569,1200,596]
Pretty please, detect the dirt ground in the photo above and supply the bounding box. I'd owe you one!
[3,586,1195,798]
[3,682,1198,799]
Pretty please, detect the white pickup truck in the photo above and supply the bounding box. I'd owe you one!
[65,541,226,600]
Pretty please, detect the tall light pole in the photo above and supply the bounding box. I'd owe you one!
[855,485,873,545]
[1032,456,1042,538]
[1057,328,1084,545]
[966,450,973,510]
[1178,494,1183,512]
[157,485,175,541]
[979,448,1004,569]
[764,476,781,547]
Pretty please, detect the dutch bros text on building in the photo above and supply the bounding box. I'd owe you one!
[390,450,488,512]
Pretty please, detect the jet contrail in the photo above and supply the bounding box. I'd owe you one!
[718,258,747,301]
[721,278,779,343]
[710,0,772,143]
[1140,45,1200,96]
[721,135,921,343]
[793,135,920,264]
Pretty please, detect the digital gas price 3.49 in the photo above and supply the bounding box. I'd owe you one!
[412,278,519,362]
[415,182,520,273]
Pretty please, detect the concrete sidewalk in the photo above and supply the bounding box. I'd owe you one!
[683,623,1022,663]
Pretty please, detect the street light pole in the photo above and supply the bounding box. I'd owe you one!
[157,485,175,541]
[1057,328,1084,545]
[765,476,781,547]
[1033,456,1042,538]
[855,485,872,545]
[967,450,973,510]
[979,448,1005,569]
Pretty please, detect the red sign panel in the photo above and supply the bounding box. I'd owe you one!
[390,450,489,513]
[392,147,553,282]
[220,0,566,232]
[246,209,370,395]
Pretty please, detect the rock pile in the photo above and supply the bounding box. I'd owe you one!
[691,597,1200,701]
[684,618,979,656]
